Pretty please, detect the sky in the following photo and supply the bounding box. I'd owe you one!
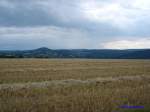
[0,0,150,50]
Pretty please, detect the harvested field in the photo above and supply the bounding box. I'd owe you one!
[0,59,150,112]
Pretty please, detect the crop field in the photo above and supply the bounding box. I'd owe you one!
[0,59,150,112]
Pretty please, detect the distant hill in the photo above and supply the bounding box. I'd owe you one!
[0,47,150,59]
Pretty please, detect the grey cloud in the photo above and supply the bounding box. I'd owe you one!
[0,0,127,37]
[0,0,150,49]
[0,0,61,26]
[0,0,85,26]
[0,26,102,50]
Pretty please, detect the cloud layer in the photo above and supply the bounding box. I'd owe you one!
[0,0,150,49]
[103,38,150,49]
[0,26,101,50]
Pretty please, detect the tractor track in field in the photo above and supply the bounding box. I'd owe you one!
[0,75,150,91]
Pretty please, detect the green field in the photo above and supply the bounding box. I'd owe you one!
[0,59,150,112]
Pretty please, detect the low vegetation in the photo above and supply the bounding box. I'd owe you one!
[0,59,150,112]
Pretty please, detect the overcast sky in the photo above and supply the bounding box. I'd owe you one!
[0,0,150,50]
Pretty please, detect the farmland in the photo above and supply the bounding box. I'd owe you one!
[0,59,150,112]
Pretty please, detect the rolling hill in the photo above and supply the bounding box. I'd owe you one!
[0,47,150,59]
